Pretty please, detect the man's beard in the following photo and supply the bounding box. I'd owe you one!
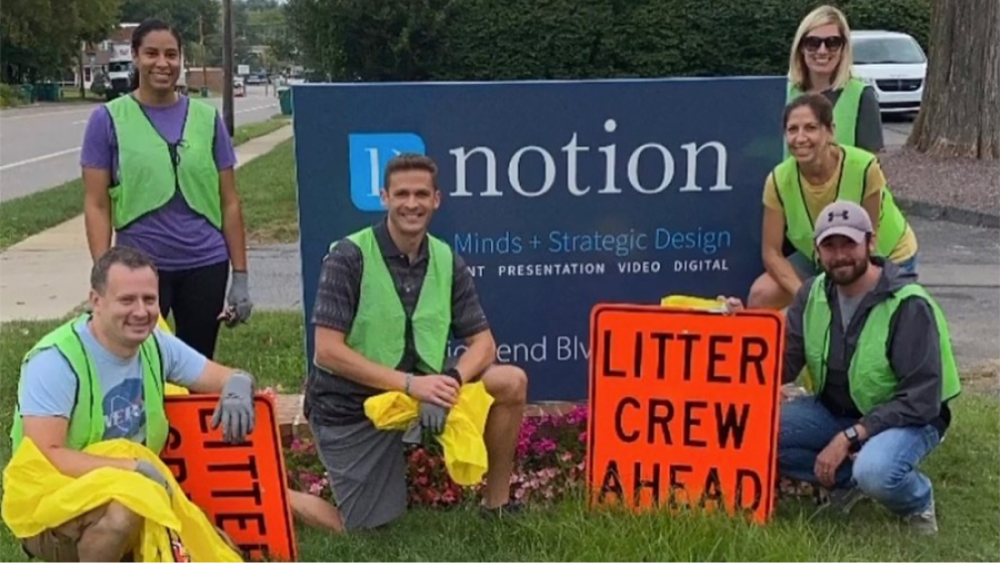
[824,257,869,285]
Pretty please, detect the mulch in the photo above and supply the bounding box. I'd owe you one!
[879,146,1000,218]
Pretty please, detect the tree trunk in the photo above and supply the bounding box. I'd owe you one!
[907,0,1000,159]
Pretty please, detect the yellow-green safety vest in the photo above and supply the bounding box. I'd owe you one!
[105,95,222,230]
[336,227,453,373]
[10,314,169,455]
[802,275,961,414]
[772,144,907,262]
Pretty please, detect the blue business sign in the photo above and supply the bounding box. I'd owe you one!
[292,77,786,402]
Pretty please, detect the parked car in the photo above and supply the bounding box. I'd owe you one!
[850,30,927,115]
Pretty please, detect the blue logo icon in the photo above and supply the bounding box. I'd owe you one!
[348,132,427,211]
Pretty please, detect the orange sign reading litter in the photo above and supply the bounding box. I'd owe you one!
[586,304,784,523]
[161,395,297,562]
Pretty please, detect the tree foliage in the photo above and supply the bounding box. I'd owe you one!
[240,0,292,72]
[119,0,219,52]
[284,0,930,82]
[286,0,460,81]
[1,0,121,83]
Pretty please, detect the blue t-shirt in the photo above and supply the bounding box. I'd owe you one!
[18,318,207,444]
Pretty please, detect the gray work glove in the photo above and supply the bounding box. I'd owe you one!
[223,271,253,326]
[418,401,449,435]
[135,459,172,495]
[211,372,255,443]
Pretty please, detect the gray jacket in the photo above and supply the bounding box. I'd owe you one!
[784,258,950,437]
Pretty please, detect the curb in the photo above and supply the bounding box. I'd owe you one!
[897,197,1000,230]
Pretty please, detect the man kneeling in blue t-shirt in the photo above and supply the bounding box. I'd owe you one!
[8,246,256,562]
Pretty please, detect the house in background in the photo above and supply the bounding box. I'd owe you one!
[70,23,138,89]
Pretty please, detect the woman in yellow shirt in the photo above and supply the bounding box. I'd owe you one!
[747,93,917,310]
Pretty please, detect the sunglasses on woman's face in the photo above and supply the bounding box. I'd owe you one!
[802,35,845,51]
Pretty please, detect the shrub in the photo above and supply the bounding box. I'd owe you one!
[288,0,931,82]
[0,84,24,108]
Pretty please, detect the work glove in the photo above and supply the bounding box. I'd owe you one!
[222,271,253,326]
[135,459,173,495]
[418,401,449,435]
[211,372,255,443]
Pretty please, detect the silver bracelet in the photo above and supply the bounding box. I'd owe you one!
[404,372,413,395]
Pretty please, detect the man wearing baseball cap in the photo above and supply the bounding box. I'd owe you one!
[725,200,960,533]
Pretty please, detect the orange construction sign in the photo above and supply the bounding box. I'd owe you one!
[161,395,298,561]
[586,304,784,523]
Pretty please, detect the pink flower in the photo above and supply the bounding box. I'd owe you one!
[318,408,592,510]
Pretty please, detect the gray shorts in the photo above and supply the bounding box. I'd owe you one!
[309,357,464,531]
[310,416,408,531]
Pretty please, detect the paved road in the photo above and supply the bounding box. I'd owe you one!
[882,116,915,149]
[0,85,279,202]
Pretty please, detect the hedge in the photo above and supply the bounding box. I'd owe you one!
[288,0,930,82]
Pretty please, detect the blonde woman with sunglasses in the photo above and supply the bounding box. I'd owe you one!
[786,5,884,153]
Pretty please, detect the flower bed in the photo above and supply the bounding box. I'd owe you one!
[283,401,820,507]
[285,405,590,507]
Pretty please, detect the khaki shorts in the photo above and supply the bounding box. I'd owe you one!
[21,501,242,562]
[20,504,133,562]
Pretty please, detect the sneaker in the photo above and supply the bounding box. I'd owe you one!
[479,500,526,519]
[903,501,939,535]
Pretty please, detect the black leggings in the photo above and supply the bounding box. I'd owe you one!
[158,260,230,359]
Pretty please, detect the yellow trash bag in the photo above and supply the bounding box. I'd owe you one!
[157,315,190,397]
[660,294,730,312]
[2,438,242,562]
[364,382,494,486]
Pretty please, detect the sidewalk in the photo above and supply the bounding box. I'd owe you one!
[0,125,293,323]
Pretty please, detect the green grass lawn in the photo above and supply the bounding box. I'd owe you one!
[58,86,104,103]
[0,313,998,561]
[0,116,291,251]
[231,117,291,147]
[235,138,300,245]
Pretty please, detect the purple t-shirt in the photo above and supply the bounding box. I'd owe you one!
[81,95,237,271]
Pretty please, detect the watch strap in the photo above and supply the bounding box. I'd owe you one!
[843,427,862,451]
[444,367,463,386]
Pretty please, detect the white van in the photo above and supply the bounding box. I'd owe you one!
[850,30,927,114]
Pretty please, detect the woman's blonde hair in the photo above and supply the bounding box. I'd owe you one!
[788,5,854,92]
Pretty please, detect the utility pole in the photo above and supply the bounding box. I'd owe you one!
[222,0,235,136]
[79,41,86,99]
[199,14,207,93]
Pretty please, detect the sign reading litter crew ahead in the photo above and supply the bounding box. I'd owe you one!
[292,77,786,401]
[586,304,783,523]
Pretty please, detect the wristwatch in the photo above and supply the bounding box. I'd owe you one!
[843,426,862,453]
[444,367,463,386]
